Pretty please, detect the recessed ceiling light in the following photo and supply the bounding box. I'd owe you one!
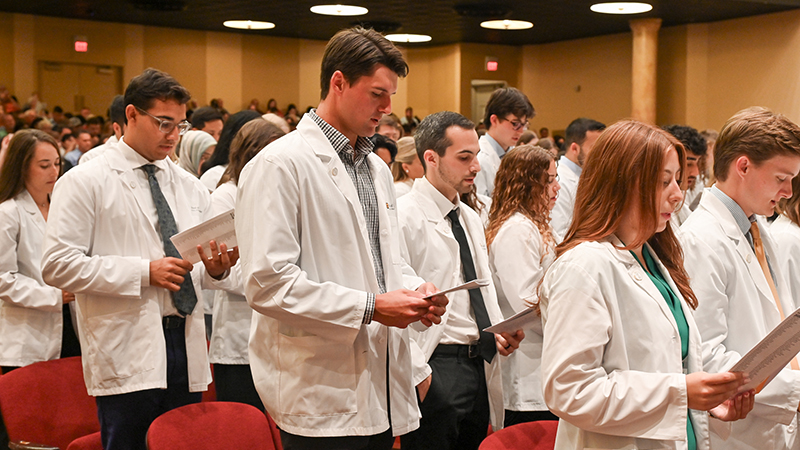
[223,20,275,30]
[385,34,432,43]
[310,4,368,16]
[590,2,653,14]
[480,19,533,30]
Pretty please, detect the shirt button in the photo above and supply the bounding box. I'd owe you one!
[332,167,338,176]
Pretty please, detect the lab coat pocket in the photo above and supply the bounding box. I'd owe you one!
[84,308,157,381]
[277,333,358,416]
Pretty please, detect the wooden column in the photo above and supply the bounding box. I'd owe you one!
[629,18,661,124]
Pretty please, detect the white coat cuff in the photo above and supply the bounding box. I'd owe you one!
[141,259,150,288]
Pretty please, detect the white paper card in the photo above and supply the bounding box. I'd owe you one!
[484,307,542,335]
[730,306,800,391]
[423,279,490,299]
[170,209,237,265]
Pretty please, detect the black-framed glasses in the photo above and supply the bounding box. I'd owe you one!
[135,106,191,136]
[503,117,528,131]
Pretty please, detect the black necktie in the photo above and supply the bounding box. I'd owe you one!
[142,164,197,316]
[446,209,496,363]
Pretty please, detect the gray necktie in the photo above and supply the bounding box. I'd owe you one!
[141,164,197,316]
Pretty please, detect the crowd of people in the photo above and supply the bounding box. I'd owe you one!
[2,25,800,450]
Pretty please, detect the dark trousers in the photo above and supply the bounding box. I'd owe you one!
[95,321,201,450]
[503,409,559,428]
[212,363,264,412]
[279,428,394,450]
[60,304,82,358]
[401,345,489,450]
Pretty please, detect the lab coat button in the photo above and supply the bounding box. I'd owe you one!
[633,272,643,281]
[381,229,388,237]
[332,167,338,176]
[746,254,752,264]
[130,181,136,188]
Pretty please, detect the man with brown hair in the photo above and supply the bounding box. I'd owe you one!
[236,27,447,450]
[682,106,800,450]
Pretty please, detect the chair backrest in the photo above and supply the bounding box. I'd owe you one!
[478,420,558,450]
[146,402,279,450]
[0,357,99,450]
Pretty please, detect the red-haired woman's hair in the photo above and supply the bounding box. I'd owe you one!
[556,119,698,308]
[486,145,555,254]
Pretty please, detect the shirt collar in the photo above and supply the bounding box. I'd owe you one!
[560,157,582,177]
[482,133,507,159]
[308,109,374,159]
[118,137,171,172]
[710,185,753,235]
[417,176,462,220]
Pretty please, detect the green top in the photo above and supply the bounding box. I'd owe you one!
[631,246,696,450]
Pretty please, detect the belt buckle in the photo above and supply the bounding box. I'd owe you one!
[468,340,480,359]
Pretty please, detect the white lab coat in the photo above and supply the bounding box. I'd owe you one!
[540,237,712,450]
[397,177,505,431]
[771,214,800,310]
[41,139,214,396]
[78,134,118,165]
[0,190,62,367]
[475,134,503,198]
[681,192,800,450]
[394,178,413,198]
[490,213,558,413]
[236,115,426,437]
[550,159,580,239]
[208,181,251,365]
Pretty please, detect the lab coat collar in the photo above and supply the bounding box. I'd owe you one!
[110,137,172,174]
[16,189,46,233]
[481,133,508,159]
[604,235,681,334]
[414,176,461,223]
[698,192,781,311]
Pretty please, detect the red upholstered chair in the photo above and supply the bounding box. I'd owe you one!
[478,420,558,450]
[65,432,103,450]
[146,402,281,450]
[0,357,100,450]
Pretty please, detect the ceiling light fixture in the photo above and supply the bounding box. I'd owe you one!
[480,19,533,30]
[223,20,275,30]
[386,34,432,43]
[590,2,653,14]
[310,4,368,16]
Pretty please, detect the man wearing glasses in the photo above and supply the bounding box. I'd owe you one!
[474,87,534,198]
[42,68,236,450]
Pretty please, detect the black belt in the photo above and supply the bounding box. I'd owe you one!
[162,315,186,329]
[432,342,481,359]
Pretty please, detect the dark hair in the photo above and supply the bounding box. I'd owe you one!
[108,95,126,128]
[415,111,483,212]
[220,120,285,186]
[483,87,534,130]
[564,117,606,149]
[199,110,262,175]
[76,129,92,139]
[86,116,104,127]
[53,106,63,114]
[123,68,191,123]
[662,124,706,157]
[320,27,408,100]
[714,106,800,181]
[0,130,60,203]
[191,106,223,130]
[377,115,403,137]
[370,133,397,163]
[61,133,74,143]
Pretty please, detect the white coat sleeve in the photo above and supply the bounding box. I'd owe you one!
[474,151,493,198]
[0,204,60,312]
[491,219,544,334]
[682,231,800,425]
[236,155,367,345]
[41,172,143,298]
[201,183,244,296]
[541,261,688,440]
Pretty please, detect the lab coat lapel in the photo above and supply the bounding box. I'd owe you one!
[299,117,380,291]
[17,190,46,235]
[701,195,780,321]
[413,182,460,260]
[105,146,159,237]
[607,237,679,333]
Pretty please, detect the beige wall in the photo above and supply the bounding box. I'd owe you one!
[4,9,800,132]
[520,32,633,132]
